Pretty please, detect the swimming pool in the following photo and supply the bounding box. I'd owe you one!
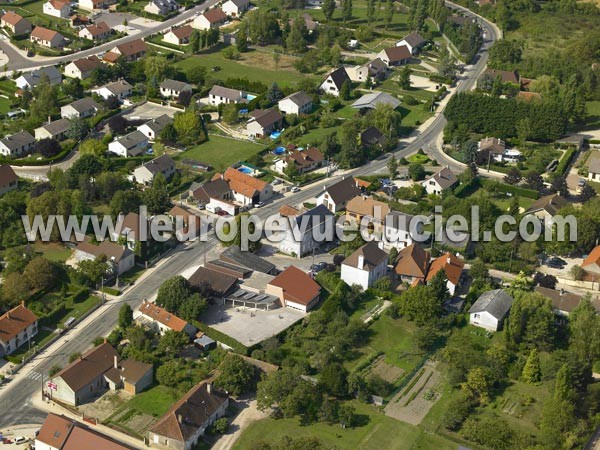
[270,131,282,139]
[246,94,257,100]
[238,167,253,174]
[273,146,285,155]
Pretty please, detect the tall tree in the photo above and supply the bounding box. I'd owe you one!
[322,0,335,21]
[522,348,542,384]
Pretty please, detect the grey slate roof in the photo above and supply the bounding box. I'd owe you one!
[100,80,133,96]
[343,242,388,271]
[323,176,362,205]
[159,79,192,92]
[1,131,35,150]
[351,91,401,110]
[220,245,276,274]
[293,204,334,226]
[325,67,350,91]
[589,157,600,174]
[139,114,173,135]
[469,289,514,320]
[281,91,312,107]
[361,126,387,147]
[115,130,147,152]
[140,154,175,175]
[426,167,458,190]
[208,85,248,103]
[20,66,61,87]
[38,118,71,136]
[401,32,425,48]
[526,193,567,217]
[66,97,99,113]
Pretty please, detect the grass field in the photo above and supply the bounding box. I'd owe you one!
[175,48,312,88]
[0,97,12,114]
[233,400,460,450]
[584,101,600,130]
[33,242,72,262]
[177,135,264,171]
[124,385,179,417]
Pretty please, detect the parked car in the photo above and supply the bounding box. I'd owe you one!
[197,203,205,210]
[546,257,565,268]
[253,201,265,208]
[14,436,27,444]
[291,186,301,193]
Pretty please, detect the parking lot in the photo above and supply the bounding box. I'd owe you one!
[201,302,305,347]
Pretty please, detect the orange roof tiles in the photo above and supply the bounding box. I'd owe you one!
[0,303,37,344]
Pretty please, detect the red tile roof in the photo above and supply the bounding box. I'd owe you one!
[269,266,320,306]
[426,252,464,286]
[0,303,37,344]
[1,11,26,26]
[203,7,227,23]
[139,300,189,332]
[222,167,268,198]
[31,26,61,41]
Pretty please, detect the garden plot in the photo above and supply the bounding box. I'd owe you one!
[367,356,404,384]
[384,361,442,425]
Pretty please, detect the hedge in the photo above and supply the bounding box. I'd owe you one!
[72,287,90,303]
[5,147,71,166]
[556,147,576,177]
[482,179,539,199]
[429,74,453,85]
[193,320,250,355]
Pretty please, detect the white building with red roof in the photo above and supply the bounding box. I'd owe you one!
[0,302,38,357]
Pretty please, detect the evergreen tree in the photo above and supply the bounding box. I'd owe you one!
[522,348,542,384]
[322,0,335,21]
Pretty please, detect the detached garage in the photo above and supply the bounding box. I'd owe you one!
[266,266,321,313]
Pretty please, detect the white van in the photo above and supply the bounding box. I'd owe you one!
[206,204,221,214]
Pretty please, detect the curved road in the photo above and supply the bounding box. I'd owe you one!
[0,2,500,431]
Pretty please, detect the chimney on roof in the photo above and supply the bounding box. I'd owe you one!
[103,337,108,344]
[47,115,51,124]
[447,256,451,265]
[21,300,25,307]
[560,288,565,296]
[6,311,10,319]
[114,355,118,370]
[177,414,183,424]
[358,255,364,270]
[206,382,212,394]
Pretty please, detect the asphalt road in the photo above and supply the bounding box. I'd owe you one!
[0,2,500,430]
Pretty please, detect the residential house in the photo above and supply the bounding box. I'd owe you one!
[163,25,193,46]
[382,210,417,249]
[0,302,37,357]
[0,11,32,35]
[108,131,149,157]
[278,91,312,115]
[70,14,92,27]
[144,0,178,15]
[345,195,390,234]
[345,58,387,82]
[159,79,192,99]
[0,165,18,196]
[0,131,35,157]
[103,39,147,63]
[132,154,176,185]
[469,289,514,331]
[61,97,99,119]
[190,178,236,214]
[395,32,425,55]
[79,0,115,10]
[421,167,458,195]
[394,243,430,284]
[274,146,324,175]
[320,67,351,97]
[36,414,136,450]
[30,26,65,48]
[50,342,152,405]
[35,118,71,141]
[317,176,364,212]
[73,237,135,275]
[351,91,401,111]
[279,204,300,217]
[360,126,388,149]
[168,205,203,241]
[78,21,111,41]
[222,0,250,16]
[91,79,133,100]
[208,85,249,106]
[266,266,320,312]
[588,157,600,182]
[246,108,283,139]
[534,286,600,317]
[289,13,318,33]
[220,244,276,274]
[64,56,103,79]
[479,68,520,87]
[138,301,197,337]
[341,242,388,290]
[377,45,411,67]
[426,252,464,296]
[478,136,505,160]
[524,193,568,228]
[137,114,173,142]
[43,0,70,18]
[193,8,227,30]
[16,66,62,89]
[278,204,334,257]
[581,245,600,275]
[112,212,147,251]
[217,166,273,205]
[188,265,239,297]
[148,381,228,450]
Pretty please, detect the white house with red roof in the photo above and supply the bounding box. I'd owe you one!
[0,302,38,357]
[43,0,70,18]
[266,266,321,312]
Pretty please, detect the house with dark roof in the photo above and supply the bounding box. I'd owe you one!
[395,32,426,55]
[394,243,430,284]
[469,289,513,331]
[478,137,505,155]
[163,25,193,45]
[341,242,388,290]
[278,91,313,115]
[361,126,388,149]
[377,45,411,67]
[78,21,111,41]
[208,85,249,106]
[103,39,147,63]
[220,245,277,274]
[0,131,35,157]
[426,252,465,296]
[524,193,567,228]
[16,66,62,89]
[188,265,239,298]
[190,178,235,212]
[266,266,320,312]
[91,79,133,100]
[149,381,228,450]
[109,130,149,157]
[278,204,334,257]
[421,167,458,195]
[35,414,135,450]
[345,57,388,82]
[316,176,365,212]
[193,7,227,30]
[169,205,203,241]
[138,301,197,337]
[74,237,135,275]
[351,91,401,111]
[0,302,37,357]
[144,0,178,15]
[160,79,192,99]
[0,11,32,35]
[35,118,71,141]
[132,154,176,184]
[534,286,600,317]
[479,68,520,87]
[222,0,249,16]
[30,26,65,48]
[274,146,324,175]
[137,114,173,141]
[61,97,99,119]
[320,67,351,97]
[246,108,283,139]
[0,164,18,196]
[50,342,152,405]
[588,156,600,182]
[64,56,103,79]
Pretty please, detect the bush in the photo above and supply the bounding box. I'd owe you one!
[555,147,576,177]
[403,94,419,106]
[212,417,228,434]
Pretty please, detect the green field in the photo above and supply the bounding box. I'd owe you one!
[33,243,72,262]
[234,400,459,450]
[177,135,264,171]
[175,48,312,88]
[124,385,179,417]
[584,101,600,130]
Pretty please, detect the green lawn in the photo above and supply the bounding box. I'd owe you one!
[584,101,600,130]
[293,126,338,146]
[125,385,179,417]
[33,242,72,262]
[233,400,460,450]
[0,97,12,114]
[175,48,311,88]
[407,154,430,164]
[177,135,264,172]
